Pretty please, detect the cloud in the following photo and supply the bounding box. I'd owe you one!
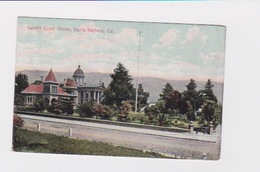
[182,26,208,48]
[16,42,63,59]
[185,26,200,41]
[160,29,179,46]
[200,52,225,67]
[114,28,139,44]
[152,28,180,48]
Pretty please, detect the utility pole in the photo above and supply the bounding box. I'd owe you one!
[135,31,142,114]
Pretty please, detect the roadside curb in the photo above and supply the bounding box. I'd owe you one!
[15,111,189,133]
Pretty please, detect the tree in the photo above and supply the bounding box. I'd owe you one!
[158,83,174,113]
[15,73,29,95]
[137,84,149,110]
[182,79,198,114]
[159,83,174,101]
[144,105,160,124]
[118,101,132,122]
[164,90,182,113]
[92,104,113,119]
[186,78,197,91]
[59,97,74,115]
[103,63,135,106]
[76,101,94,117]
[204,79,218,102]
[48,99,63,115]
[202,100,215,125]
[34,97,47,112]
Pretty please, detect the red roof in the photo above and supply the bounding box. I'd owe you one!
[22,83,67,95]
[58,86,67,95]
[44,69,57,82]
[22,84,43,94]
[65,79,77,88]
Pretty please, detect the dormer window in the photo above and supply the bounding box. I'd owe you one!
[44,85,50,93]
[51,86,57,94]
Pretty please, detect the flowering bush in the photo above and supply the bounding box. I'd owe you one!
[92,104,113,119]
[13,114,24,128]
[118,101,132,122]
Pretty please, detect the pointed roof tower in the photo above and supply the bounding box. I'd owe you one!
[44,69,57,82]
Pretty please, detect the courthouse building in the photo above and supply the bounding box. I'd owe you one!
[21,65,105,106]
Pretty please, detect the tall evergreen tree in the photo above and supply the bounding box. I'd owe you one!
[159,83,174,100]
[204,79,218,102]
[159,83,182,113]
[103,63,135,106]
[15,73,29,95]
[182,79,198,114]
[137,84,149,109]
[14,73,29,105]
[186,78,197,91]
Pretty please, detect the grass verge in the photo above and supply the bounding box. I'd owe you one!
[13,128,171,159]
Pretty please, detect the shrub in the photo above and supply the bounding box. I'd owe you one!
[157,113,171,126]
[92,104,113,119]
[173,121,189,129]
[118,101,132,122]
[179,115,189,123]
[34,98,47,112]
[13,114,24,128]
[144,105,160,124]
[14,94,24,106]
[48,100,63,115]
[187,111,196,121]
[128,112,148,124]
[76,101,94,118]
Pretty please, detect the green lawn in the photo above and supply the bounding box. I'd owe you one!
[13,128,170,159]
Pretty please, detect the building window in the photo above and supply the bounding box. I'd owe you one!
[44,85,50,93]
[27,95,33,104]
[51,86,57,94]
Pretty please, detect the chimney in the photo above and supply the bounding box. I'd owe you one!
[40,76,43,82]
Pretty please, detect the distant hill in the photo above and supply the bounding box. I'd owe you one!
[16,70,224,103]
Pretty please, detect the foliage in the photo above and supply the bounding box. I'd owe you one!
[183,79,197,102]
[137,84,149,110]
[144,105,160,124]
[118,101,132,122]
[14,94,24,106]
[34,97,47,112]
[165,90,182,113]
[213,103,222,127]
[13,128,169,158]
[204,79,218,102]
[172,121,189,129]
[76,101,94,117]
[103,63,135,106]
[202,100,215,125]
[186,78,197,91]
[13,114,24,128]
[47,99,63,115]
[156,99,167,114]
[32,80,42,85]
[187,111,196,121]
[201,100,222,128]
[59,97,74,115]
[15,73,29,95]
[157,113,171,126]
[15,105,36,112]
[159,82,174,100]
[128,112,148,124]
[92,104,113,119]
[46,98,74,115]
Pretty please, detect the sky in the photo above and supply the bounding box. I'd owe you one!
[16,17,226,82]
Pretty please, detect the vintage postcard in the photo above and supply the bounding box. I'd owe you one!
[13,17,225,160]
